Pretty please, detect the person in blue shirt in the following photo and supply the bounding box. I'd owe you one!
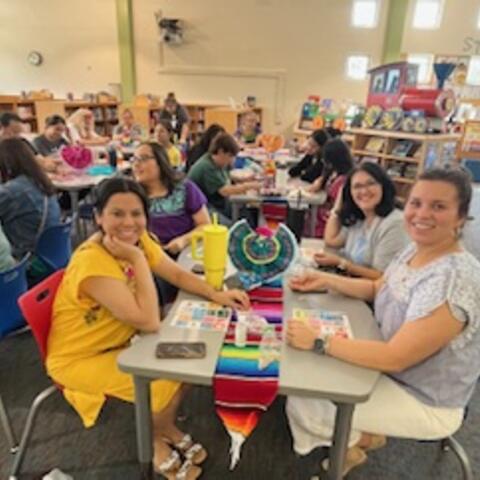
[0,138,61,260]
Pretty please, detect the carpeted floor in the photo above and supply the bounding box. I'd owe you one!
[0,333,479,480]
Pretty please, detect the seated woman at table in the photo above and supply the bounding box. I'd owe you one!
[0,223,15,272]
[112,108,143,144]
[67,108,109,146]
[286,167,480,476]
[133,142,210,255]
[234,111,261,147]
[288,129,330,183]
[0,138,61,260]
[33,115,70,157]
[314,162,409,279]
[186,123,225,172]
[154,120,183,170]
[46,177,249,479]
[305,138,354,238]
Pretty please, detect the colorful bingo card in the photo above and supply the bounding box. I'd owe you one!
[171,301,232,332]
[292,308,353,339]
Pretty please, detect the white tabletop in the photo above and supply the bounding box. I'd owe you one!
[118,247,381,404]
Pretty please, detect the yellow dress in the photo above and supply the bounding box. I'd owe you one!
[46,231,180,428]
[167,144,182,168]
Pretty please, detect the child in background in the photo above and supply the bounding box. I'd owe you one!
[154,120,183,170]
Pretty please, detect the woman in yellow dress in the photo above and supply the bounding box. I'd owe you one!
[46,177,250,479]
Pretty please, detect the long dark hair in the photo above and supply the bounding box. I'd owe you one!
[94,177,150,221]
[0,138,55,195]
[156,119,174,143]
[186,123,225,171]
[319,138,354,190]
[339,162,396,226]
[140,142,179,194]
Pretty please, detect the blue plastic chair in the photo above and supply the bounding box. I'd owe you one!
[34,220,72,271]
[0,255,30,337]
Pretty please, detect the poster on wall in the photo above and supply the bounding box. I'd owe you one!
[434,54,470,89]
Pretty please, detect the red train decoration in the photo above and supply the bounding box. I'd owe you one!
[364,61,456,133]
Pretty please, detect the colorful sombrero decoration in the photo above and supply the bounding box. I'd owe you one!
[228,220,298,290]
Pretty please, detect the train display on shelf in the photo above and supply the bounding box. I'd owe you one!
[363,61,457,134]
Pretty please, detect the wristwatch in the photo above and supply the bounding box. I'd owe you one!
[312,335,331,355]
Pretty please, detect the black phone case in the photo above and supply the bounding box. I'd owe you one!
[155,342,206,359]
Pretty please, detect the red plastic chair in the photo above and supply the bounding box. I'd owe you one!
[7,270,65,479]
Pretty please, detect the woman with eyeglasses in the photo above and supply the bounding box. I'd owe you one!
[286,168,480,475]
[132,142,211,256]
[314,162,409,279]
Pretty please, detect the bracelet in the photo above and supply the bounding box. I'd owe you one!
[337,258,349,271]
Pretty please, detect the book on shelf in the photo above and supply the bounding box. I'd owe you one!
[365,137,385,153]
[391,140,414,157]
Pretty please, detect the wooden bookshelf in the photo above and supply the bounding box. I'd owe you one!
[64,101,119,136]
[128,102,263,142]
[0,95,65,134]
[349,128,460,200]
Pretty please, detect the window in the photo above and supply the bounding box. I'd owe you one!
[346,55,370,80]
[467,57,480,86]
[412,0,444,29]
[407,54,434,84]
[352,0,380,28]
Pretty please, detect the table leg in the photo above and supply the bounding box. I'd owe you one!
[327,403,354,480]
[232,202,240,222]
[133,376,153,479]
[69,191,80,237]
[310,205,318,237]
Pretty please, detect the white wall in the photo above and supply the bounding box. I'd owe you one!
[133,0,388,132]
[402,0,480,56]
[0,0,120,97]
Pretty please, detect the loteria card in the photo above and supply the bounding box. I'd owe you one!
[171,300,232,332]
[292,308,353,339]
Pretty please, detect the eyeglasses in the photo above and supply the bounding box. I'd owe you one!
[351,179,379,192]
[132,155,155,164]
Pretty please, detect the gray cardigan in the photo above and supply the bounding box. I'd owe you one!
[342,208,409,272]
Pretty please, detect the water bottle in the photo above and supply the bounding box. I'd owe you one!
[234,317,248,348]
[275,161,288,190]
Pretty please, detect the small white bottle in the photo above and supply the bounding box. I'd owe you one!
[234,317,248,348]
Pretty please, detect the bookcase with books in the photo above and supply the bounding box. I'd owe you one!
[349,128,460,202]
[64,101,119,136]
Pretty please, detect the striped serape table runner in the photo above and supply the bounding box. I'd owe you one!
[213,287,283,469]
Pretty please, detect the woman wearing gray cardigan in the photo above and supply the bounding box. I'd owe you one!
[314,162,409,279]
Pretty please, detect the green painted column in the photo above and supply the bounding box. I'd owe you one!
[382,0,410,64]
[115,0,136,103]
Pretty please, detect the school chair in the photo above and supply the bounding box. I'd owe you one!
[0,255,30,338]
[438,434,473,480]
[9,270,65,479]
[0,393,17,454]
[34,220,72,271]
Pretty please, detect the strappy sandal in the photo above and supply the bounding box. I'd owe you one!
[321,446,367,477]
[173,459,202,480]
[167,433,208,465]
[154,449,181,478]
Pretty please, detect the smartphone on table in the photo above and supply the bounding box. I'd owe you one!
[155,342,206,359]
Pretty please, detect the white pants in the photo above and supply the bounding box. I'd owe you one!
[286,375,463,456]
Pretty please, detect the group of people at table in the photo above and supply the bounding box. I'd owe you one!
[0,95,479,479]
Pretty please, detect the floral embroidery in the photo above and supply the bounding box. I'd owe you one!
[84,304,101,325]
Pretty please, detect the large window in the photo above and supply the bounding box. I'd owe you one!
[412,0,444,29]
[467,57,480,86]
[407,54,434,84]
[346,55,370,80]
[351,0,380,28]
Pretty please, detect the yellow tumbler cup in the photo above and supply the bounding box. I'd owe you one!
[191,215,228,290]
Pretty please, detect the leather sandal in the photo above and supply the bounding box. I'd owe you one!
[166,433,208,465]
[321,446,367,477]
[360,434,387,452]
[173,459,202,480]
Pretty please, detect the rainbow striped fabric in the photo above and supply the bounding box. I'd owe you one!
[213,288,283,469]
